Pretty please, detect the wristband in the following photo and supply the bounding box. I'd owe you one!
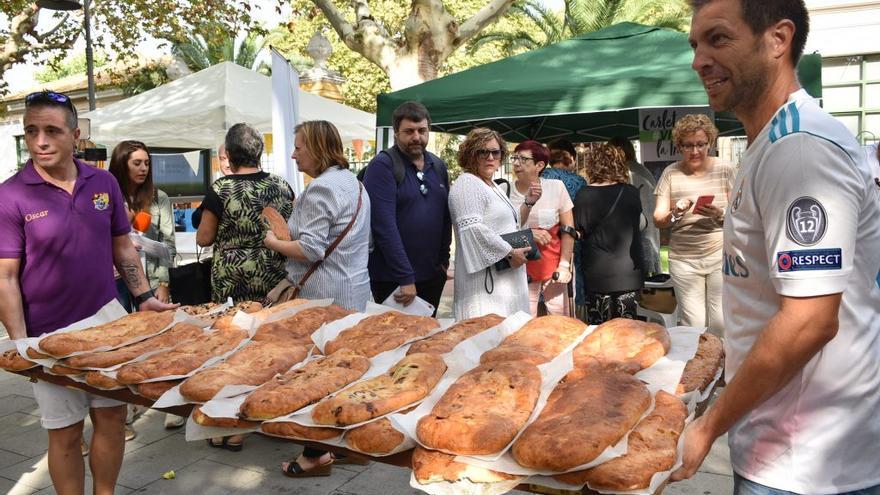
[559,225,580,240]
[134,289,156,306]
[557,260,571,270]
[524,199,536,207]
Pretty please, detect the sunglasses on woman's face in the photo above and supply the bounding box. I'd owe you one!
[477,149,502,159]
[416,171,428,196]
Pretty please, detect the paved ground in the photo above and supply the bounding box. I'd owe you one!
[0,280,734,494]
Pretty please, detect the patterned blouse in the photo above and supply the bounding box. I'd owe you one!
[203,171,294,303]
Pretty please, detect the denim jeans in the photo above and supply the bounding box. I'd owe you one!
[734,473,880,495]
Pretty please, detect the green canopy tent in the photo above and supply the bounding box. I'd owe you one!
[375,22,821,146]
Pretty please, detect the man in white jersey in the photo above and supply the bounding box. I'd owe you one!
[672,0,880,493]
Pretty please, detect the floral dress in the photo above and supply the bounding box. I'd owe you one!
[202,171,294,302]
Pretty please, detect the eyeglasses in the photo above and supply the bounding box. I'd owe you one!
[477,149,502,159]
[416,171,428,196]
[680,142,709,151]
[25,91,77,119]
[510,155,534,164]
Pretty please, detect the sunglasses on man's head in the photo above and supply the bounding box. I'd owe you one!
[25,91,77,118]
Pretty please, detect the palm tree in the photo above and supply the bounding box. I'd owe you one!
[172,32,270,75]
[471,0,691,57]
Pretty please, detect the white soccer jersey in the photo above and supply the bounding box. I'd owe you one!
[723,89,880,493]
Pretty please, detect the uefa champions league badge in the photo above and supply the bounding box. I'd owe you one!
[786,196,826,246]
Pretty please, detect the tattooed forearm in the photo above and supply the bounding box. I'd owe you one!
[120,261,142,293]
[113,248,150,296]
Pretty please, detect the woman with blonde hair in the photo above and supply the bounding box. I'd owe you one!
[653,114,733,334]
[574,144,644,324]
[448,128,540,320]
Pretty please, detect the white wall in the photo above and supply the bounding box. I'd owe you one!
[806,1,880,56]
[0,120,23,182]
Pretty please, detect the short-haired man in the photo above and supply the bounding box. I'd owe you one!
[0,91,177,495]
[363,101,451,314]
[673,1,880,493]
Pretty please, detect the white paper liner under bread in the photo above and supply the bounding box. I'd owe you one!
[227,298,334,333]
[410,471,526,495]
[0,339,38,371]
[184,411,262,442]
[311,302,446,354]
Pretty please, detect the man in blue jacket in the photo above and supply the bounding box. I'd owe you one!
[363,102,451,314]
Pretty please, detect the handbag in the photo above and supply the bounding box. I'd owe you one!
[527,224,562,282]
[169,247,212,305]
[493,229,541,271]
[265,184,364,305]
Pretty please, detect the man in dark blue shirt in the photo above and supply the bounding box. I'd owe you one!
[363,102,451,314]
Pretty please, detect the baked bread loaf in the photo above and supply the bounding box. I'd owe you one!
[179,341,308,402]
[115,327,247,384]
[261,206,291,241]
[407,314,504,355]
[49,364,83,375]
[38,310,175,357]
[554,391,688,490]
[312,352,446,426]
[181,302,222,316]
[136,380,183,400]
[572,318,670,375]
[412,447,519,484]
[417,361,542,455]
[62,323,205,369]
[253,305,353,344]
[260,421,341,440]
[480,315,585,366]
[210,301,264,330]
[677,332,724,395]
[345,418,405,454]
[511,371,651,471]
[324,311,439,358]
[85,371,123,390]
[0,349,37,371]
[239,348,370,420]
[26,348,50,360]
[192,406,259,429]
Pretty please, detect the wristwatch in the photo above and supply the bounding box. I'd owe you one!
[134,289,156,306]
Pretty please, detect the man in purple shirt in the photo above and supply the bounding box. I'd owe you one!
[363,102,451,315]
[0,91,176,495]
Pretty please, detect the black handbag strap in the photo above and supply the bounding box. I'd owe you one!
[584,186,624,242]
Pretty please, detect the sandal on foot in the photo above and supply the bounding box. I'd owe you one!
[281,459,332,478]
[331,453,370,465]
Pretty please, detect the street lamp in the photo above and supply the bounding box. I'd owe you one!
[36,0,96,111]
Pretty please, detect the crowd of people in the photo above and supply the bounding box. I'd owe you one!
[2,0,880,493]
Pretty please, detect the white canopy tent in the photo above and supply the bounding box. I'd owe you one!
[81,62,375,149]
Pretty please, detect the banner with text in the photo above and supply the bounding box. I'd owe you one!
[638,108,714,162]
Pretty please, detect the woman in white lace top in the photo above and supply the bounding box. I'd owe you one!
[448,128,541,320]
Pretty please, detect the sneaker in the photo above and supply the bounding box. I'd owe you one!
[127,404,147,425]
[124,425,137,442]
[164,414,186,429]
[81,439,89,457]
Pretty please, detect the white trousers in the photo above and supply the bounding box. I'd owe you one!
[669,249,724,336]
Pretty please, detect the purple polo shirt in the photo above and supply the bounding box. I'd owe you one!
[0,158,131,337]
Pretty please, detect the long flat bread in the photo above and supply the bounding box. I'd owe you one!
[179,341,308,402]
[252,305,353,344]
[115,327,247,384]
[38,310,175,357]
[511,371,651,471]
[412,447,519,484]
[312,352,446,426]
[572,318,670,374]
[554,391,688,490]
[62,323,205,369]
[345,418,405,454]
[261,206,291,241]
[209,301,264,330]
[324,311,439,357]
[192,406,259,429]
[417,361,542,455]
[239,348,370,420]
[0,349,37,371]
[85,371,123,390]
[480,315,585,366]
[407,314,504,355]
[677,332,724,394]
[136,380,183,400]
[260,421,341,440]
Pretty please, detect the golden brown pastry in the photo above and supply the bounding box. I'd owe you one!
[261,206,291,241]
[260,421,341,440]
[677,332,724,395]
[85,371,124,390]
[178,341,308,402]
[49,364,83,375]
[412,447,519,484]
[417,361,542,455]
[480,315,585,366]
[62,323,205,369]
[192,406,259,429]
[345,418,406,454]
[252,305,353,344]
[38,310,175,357]
[554,391,688,490]
[572,318,670,375]
[511,371,651,471]
[312,353,446,426]
[239,348,371,420]
[136,380,183,400]
[180,302,222,316]
[0,348,37,371]
[209,301,265,330]
[115,327,247,384]
[407,314,504,355]
[26,347,51,360]
[324,311,439,358]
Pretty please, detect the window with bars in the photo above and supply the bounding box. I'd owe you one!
[821,54,880,144]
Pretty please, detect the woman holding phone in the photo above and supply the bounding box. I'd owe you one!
[653,114,734,335]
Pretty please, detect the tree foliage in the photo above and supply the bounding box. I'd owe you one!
[34,51,108,83]
[172,31,270,74]
[0,0,262,93]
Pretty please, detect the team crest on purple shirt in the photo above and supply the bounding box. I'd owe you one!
[92,192,110,211]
